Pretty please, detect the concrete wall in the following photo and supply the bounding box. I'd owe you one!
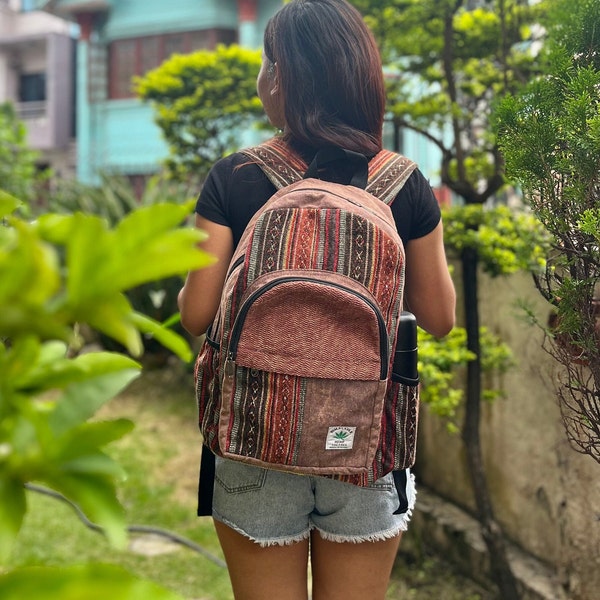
[414,266,600,600]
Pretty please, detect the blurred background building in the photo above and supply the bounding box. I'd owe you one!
[0,0,76,179]
[28,0,282,187]
[1,0,446,200]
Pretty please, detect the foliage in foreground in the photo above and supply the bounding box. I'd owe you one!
[42,172,198,357]
[0,565,182,600]
[0,191,214,598]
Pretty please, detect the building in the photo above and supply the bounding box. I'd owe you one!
[4,0,444,195]
[34,0,283,186]
[0,0,76,179]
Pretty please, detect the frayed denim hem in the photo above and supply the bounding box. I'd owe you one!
[315,521,407,544]
[314,471,417,544]
[213,510,312,548]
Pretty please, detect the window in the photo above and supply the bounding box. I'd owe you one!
[21,0,36,12]
[139,36,161,77]
[19,72,46,102]
[110,39,137,98]
[108,28,238,99]
[164,33,186,57]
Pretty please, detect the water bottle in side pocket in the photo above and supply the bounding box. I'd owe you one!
[391,311,419,385]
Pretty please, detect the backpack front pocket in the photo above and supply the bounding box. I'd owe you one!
[229,274,389,380]
[217,273,389,475]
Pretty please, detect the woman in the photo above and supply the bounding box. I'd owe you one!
[178,1,455,598]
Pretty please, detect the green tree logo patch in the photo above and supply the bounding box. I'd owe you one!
[325,427,356,450]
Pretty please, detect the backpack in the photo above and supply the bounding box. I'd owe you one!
[195,136,420,494]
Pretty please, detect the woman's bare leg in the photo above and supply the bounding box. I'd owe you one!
[310,530,402,600]
[214,519,310,600]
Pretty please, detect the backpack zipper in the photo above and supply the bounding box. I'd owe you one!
[228,276,389,380]
[206,255,245,352]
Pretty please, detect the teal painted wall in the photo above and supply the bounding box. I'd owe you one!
[91,101,167,176]
[404,131,443,186]
[256,0,281,45]
[239,0,282,49]
[76,40,92,182]
[105,0,238,39]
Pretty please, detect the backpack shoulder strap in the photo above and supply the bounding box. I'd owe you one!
[366,149,418,206]
[240,137,307,190]
[241,138,418,205]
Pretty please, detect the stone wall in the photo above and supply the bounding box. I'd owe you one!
[413,269,600,600]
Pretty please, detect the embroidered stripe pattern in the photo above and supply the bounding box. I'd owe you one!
[226,369,305,465]
[246,210,401,296]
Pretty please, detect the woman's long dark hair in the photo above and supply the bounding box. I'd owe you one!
[264,0,386,155]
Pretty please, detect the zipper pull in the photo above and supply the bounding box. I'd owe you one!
[224,354,235,379]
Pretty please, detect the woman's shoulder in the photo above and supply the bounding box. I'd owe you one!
[395,167,436,201]
[209,150,256,173]
[391,166,441,242]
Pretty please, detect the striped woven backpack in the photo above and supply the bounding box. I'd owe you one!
[195,137,420,493]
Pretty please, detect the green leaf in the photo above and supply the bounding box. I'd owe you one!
[0,190,20,218]
[43,473,127,549]
[114,201,194,246]
[34,213,79,245]
[18,348,140,394]
[2,336,41,389]
[57,419,134,462]
[0,221,61,334]
[107,203,214,291]
[49,367,140,436]
[59,452,128,479]
[0,476,26,561]
[64,213,112,303]
[0,564,184,600]
[0,102,41,200]
[130,312,193,362]
[79,292,143,356]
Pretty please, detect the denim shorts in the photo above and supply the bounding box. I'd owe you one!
[212,457,416,547]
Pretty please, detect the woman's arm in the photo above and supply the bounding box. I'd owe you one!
[403,220,456,338]
[178,214,234,337]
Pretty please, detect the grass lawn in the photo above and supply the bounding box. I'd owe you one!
[3,363,491,600]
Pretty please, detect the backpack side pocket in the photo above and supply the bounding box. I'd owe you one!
[377,379,420,478]
[195,327,222,453]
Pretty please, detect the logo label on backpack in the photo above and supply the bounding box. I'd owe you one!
[325,427,356,450]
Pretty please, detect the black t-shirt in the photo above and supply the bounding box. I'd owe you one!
[196,149,441,249]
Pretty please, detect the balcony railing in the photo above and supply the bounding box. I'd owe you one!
[16,101,46,120]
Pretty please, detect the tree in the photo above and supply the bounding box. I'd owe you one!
[351,1,548,596]
[0,103,43,201]
[495,0,600,463]
[135,44,267,182]
[0,189,214,598]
